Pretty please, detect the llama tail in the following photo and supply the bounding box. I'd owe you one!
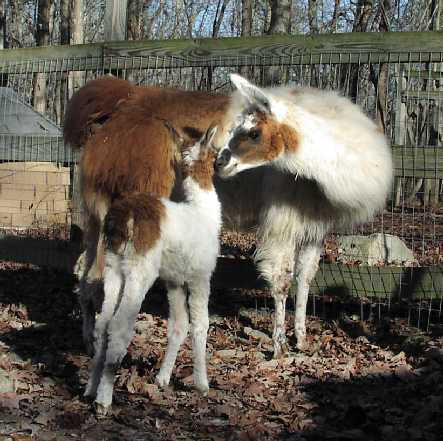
[63,76,134,149]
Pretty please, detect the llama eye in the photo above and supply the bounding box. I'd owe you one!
[249,130,260,140]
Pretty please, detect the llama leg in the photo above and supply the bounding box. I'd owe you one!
[255,241,295,358]
[94,258,158,413]
[293,243,321,351]
[156,284,189,388]
[187,278,211,394]
[84,253,122,399]
[77,282,97,357]
[77,215,102,356]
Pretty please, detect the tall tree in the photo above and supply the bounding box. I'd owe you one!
[267,0,291,34]
[33,0,52,113]
[127,0,143,40]
[7,0,23,48]
[60,0,70,45]
[70,0,84,92]
[308,0,318,33]
[55,0,71,124]
[265,0,291,85]
[239,0,253,78]
[342,0,374,101]
[241,0,253,37]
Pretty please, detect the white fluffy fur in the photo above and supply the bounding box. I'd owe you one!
[85,151,221,411]
[215,75,393,356]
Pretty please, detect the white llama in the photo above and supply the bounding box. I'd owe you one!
[84,124,221,414]
[215,74,393,356]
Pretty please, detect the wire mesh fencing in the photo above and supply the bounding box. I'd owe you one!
[0,34,442,327]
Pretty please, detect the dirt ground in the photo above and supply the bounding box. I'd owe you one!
[0,261,443,441]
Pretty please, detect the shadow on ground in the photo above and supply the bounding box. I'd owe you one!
[0,264,442,440]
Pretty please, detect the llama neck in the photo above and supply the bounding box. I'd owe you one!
[182,175,220,218]
[273,105,392,222]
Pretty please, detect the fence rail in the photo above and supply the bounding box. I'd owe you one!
[2,32,443,74]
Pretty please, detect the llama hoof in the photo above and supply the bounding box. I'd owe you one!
[195,382,209,395]
[93,401,111,417]
[84,339,95,357]
[155,373,170,388]
[273,341,289,359]
[296,335,308,352]
[83,389,96,402]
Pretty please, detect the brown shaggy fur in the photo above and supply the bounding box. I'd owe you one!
[185,151,218,191]
[104,193,166,255]
[229,113,299,163]
[64,77,230,282]
[65,77,231,208]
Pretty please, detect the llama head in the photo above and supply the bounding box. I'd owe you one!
[216,74,298,178]
[165,121,218,190]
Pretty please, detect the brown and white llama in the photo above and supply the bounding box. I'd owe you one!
[215,74,393,355]
[84,124,221,414]
[64,77,229,355]
[64,74,392,359]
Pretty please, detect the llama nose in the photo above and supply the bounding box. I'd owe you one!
[215,149,232,170]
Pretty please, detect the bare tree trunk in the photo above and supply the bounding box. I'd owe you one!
[126,0,143,83]
[69,0,84,93]
[105,0,128,41]
[373,0,391,132]
[69,0,85,241]
[241,0,253,36]
[308,0,318,34]
[329,0,341,32]
[8,0,22,48]
[127,0,143,40]
[33,0,51,114]
[212,0,229,37]
[267,0,291,34]
[201,0,229,90]
[56,0,70,125]
[60,0,70,44]
[265,0,291,86]
[342,0,374,101]
[307,0,319,86]
[239,0,253,78]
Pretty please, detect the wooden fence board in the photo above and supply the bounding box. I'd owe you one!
[1,32,443,74]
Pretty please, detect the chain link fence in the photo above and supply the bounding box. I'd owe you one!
[0,33,442,328]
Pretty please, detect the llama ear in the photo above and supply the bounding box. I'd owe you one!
[230,73,272,115]
[164,120,184,146]
[203,124,218,150]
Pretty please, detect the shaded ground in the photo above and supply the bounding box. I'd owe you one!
[0,262,443,441]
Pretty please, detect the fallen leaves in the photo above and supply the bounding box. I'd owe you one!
[0,264,443,440]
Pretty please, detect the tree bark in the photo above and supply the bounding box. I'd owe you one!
[241,0,253,37]
[8,0,22,48]
[342,0,374,101]
[33,0,51,114]
[239,0,253,78]
[308,0,318,34]
[60,0,70,44]
[212,0,229,37]
[265,0,291,86]
[56,0,70,125]
[329,0,341,32]
[267,0,291,35]
[70,0,84,93]
[127,0,143,40]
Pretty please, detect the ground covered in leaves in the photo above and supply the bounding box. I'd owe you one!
[0,262,443,441]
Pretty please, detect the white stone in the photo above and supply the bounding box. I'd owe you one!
[337,233,418,266]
